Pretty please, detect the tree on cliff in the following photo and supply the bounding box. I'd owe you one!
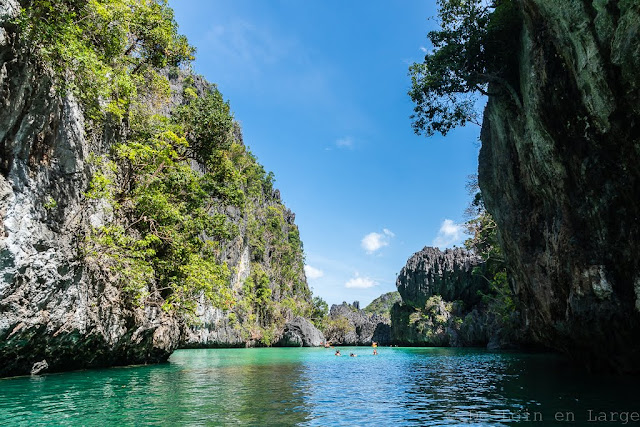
[18,0,194,120]
[464,176,516,328]
[408,0,521,136]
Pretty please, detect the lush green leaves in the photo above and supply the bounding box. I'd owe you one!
[409,0,521,136]
[23,0,310,326]
[464,176,517,330]
[18,0,194,120]
[310,296,329,330]
[173,89,235,162]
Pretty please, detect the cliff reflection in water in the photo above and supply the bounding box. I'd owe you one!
[1,347,638,426]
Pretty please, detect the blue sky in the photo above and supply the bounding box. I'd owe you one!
[170,1,483,307]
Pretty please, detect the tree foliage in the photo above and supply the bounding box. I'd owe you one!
[17,0,194,121]
[463,176,515,325]
[173,90,235,163]
[408,0,521,136]
[20,0,312,326]
[310,296,329,330]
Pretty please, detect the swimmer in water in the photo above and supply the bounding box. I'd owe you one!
[335,350,341,356]
[350,353,357,357]
[373,349,378,355]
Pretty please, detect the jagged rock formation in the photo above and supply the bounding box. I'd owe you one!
[478,0,640,372]
[325,302,391,345]
[396,247,486,307]
[390,247,520,347]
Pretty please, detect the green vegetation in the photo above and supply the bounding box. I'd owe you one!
[364,291,401,318]
[412,295,451,341]
[43,196,57,210]
[408,0,521,136]
[84,93,244,316]
[18,0,193,122]
[464,176,517,333]
[20,0,311,330]
[310,296,329,330]
[324,316,354,342]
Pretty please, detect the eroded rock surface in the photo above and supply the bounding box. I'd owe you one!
[0,2,180,376]
[277,317,325,347]
[478,0,640,372]
[325,302,391,345]
[396,247,486,308]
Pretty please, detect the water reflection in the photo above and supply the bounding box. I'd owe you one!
[0,347,638,426]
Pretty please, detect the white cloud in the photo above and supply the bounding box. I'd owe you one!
[335,137,354,149]
[304,265,324,280]
[345,273,378,289]
[361,228,395,253]
[432,219,464,249]
[419,46,434,55]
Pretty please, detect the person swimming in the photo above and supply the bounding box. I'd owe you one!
[335,350,341,356]
[373,349,378,355]
[350,353,357,357]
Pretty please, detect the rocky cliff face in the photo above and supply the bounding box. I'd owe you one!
[391,247,498,346]
[478,0,640,372]
[276,317,325,347]
[180,193,315,349]
[0,2,179,376]
[159,73,316,349]
[0,2,318,377]
[396,247,486,308]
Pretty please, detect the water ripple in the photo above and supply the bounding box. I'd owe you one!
[0,347,637,426]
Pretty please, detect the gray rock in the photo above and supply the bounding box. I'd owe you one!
[278,317,325,347]
[478,0,640,372]
[396,247,487,308]
[30,360,48,376]
[0,4,180,377]
[0,2,312,376]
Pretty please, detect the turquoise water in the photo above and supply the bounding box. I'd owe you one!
[1,347,637,426]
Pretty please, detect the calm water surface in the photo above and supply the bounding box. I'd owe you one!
[0,347,637,426]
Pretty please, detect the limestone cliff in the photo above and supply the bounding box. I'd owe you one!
[391,247,501,346]
[396,247,486,308]
[0,1,317,377]
[0,1,179,376]
[478,0,640,372]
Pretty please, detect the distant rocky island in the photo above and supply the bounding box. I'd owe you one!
[324,247,524,349]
